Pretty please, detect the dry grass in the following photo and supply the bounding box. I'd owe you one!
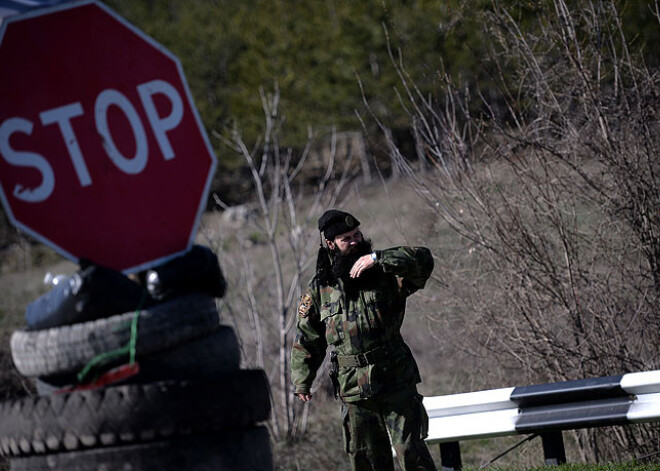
[198,176,524,468]
[0,177,648,470]
[0,176,521,469]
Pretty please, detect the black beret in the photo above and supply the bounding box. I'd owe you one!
[318,209,360,240]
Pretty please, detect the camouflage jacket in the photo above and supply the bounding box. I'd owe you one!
[290,246,434,403]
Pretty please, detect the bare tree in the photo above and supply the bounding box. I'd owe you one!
[368,0,660,462]
[211,84,357,442]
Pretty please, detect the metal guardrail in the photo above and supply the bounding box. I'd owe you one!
[423,370,660,470]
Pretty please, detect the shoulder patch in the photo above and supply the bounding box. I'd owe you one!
[298,293,313,318]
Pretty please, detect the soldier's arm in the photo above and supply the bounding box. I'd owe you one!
[290,289,327,397]
[375,246,434,293]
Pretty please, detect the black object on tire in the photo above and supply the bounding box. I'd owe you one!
[11,294,219,378]
[0,370,270,457]
[35,325,241,394]
[146,245,226,302]
[26,263,149,331]
[9,426,272,470]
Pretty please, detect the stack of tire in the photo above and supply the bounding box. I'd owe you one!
[0,246,272,470]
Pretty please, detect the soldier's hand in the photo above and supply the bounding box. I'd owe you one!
[296,393,312,402]
[349,254,375,278]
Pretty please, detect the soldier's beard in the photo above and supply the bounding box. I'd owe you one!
[331,240,373,283]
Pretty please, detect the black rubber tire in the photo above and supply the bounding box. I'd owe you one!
[0,370,270,457]
[35,325,241,394]
[10,294,219,378]
[9,426,272,470]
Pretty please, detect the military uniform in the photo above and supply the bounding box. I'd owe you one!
[291,244,437,471]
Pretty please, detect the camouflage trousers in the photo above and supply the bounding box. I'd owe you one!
[340,388,437,471]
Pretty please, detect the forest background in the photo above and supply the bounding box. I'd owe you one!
[2,0,660,469]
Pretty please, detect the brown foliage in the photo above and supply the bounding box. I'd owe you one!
[369,0,660,463]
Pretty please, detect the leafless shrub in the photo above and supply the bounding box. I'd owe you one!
[208,84,357,443]
[370,0,660,462]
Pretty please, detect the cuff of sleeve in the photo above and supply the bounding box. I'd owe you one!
[294,385,311,395]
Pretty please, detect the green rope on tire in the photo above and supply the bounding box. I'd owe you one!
[76,290,147,384]
[128,297,139,365]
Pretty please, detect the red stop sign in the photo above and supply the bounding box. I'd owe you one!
[0,1,217,273]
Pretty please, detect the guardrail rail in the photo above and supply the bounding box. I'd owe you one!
[423,370,660,470]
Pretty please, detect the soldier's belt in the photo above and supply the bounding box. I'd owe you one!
[336,347,390,368]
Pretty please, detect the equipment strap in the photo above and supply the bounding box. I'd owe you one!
[336,347,391,368]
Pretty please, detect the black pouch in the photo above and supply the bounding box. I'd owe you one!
[329,350,340,399]
[146,245,226,302]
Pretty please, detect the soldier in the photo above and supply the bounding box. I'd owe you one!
[290,209,437,471]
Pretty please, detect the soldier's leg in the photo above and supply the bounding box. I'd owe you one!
[382,388,437,471]
[342,400,396,471]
